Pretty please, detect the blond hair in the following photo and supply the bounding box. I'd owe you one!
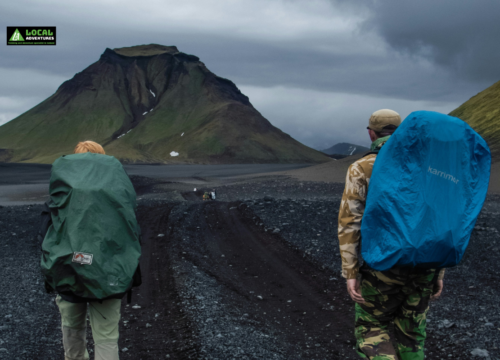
[74,141,105,155]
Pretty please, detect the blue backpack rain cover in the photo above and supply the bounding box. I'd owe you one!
[361,111,491,271]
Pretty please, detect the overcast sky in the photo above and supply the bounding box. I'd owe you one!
[1,0,499,149]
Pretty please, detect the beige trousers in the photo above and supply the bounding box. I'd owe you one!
[56,295,121,360]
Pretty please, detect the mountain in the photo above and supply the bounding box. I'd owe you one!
[321,142,369,157]
[0,44,329,164]
[450,80,500,162]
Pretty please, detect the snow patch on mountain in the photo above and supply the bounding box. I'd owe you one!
[117,129,133,139]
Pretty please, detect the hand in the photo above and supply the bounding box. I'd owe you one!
[347,278,365,304]
[431,280,443,301]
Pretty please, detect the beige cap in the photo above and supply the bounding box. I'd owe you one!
[368,109,401,132]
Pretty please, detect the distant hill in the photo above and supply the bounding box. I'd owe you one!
[321,142,369,157]
[449,80,500,162]
[0,44,329,164]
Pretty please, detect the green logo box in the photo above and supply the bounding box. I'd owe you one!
[6,26,56,46]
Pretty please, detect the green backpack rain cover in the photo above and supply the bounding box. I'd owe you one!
[41,153,141,300]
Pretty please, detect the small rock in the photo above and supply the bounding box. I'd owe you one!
[441,319,454,328]
[146,323,152,328]
[471,348,489,357]
[272,228,280,234]
[132,305,141,309]
[157,234,165,237]
[257,295,263,300]
[121,347,129,352]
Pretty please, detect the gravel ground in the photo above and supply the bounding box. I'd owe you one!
[0,177,499,360]
[0,204,62,359]
[216,177,345,202]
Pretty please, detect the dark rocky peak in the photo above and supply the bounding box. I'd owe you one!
[110,44,200,63]
[100,46,199,66]
[113,44,179,57]
[57,44,246,113]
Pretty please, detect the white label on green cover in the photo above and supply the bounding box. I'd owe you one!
[72,252,93,265]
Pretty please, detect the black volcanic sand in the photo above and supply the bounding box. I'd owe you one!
[0,176,499,359]
[0,163,311,186]
[0,163,311,206]
[0,163,52,184]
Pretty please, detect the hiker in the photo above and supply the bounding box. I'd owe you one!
[39,141,142,360]
[211,189,217,200]
[203,191,210,201]
[338,109,445,360]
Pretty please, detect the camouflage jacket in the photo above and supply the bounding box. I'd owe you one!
[337,140,445,280]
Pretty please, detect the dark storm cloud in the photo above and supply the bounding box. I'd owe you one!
[357,0,500,83]
[0,26,481,103]
[0,2,488,103]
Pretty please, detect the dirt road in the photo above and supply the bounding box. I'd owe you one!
[119,200,356,359]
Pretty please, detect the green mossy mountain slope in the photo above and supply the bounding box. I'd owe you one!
[450,79,500,162]
[0,44,329,164]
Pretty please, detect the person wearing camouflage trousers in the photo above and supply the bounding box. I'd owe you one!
[338,109,445,360]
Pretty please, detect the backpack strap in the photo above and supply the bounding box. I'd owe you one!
[38,200,53,249]
[363,150,379,158]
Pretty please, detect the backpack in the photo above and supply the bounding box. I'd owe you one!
[40,153,142,301]
[360,111,491,271]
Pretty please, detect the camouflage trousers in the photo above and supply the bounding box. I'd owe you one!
[355,265,436,360]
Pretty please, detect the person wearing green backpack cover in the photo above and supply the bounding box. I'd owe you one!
[39,141,142,360]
